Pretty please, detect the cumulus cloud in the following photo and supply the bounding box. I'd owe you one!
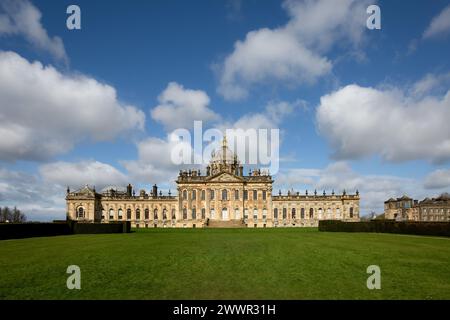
[423,4,450,39]
[0,51,145,161]
[0,168,65,221]
[316,82,450,163]
[217,0,372,100]
[274,162,423,215]
[424,169,450,189]
[121,135,197,186]
[40,160,129,191]
[0,0,67,62]
[151,82,220,131]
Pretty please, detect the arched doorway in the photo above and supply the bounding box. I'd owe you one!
[222,208,229,220]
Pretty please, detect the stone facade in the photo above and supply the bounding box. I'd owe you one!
[66,139,360,227]
[384,193,450,221]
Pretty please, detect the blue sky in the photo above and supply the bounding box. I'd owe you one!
[1,0,450,220]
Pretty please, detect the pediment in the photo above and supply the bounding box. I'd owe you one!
[207,172,243,183]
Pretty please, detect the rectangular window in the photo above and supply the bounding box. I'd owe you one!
[253,190,257,200]
[243,190,248,200]
[262,190,266,200]
[235,189,239,200]
[201,190,205,200]
[210,189,215,200]
[192,190,196,200]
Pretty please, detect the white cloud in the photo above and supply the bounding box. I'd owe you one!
[151,82,220,131]
[274,162,424,215]
[424,168,450,189]
[121,136,196,186]
[410,72,450,97]
[316,83,450,163]
[40,160,129,191]
[0,168,65,221]
[423,4,450,39]
[0,0,67,62]
[217,0,372,100]
[0,51,145,161]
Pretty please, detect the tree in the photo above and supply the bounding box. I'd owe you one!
[1,206,12,223]
[0,206,27,223]
[12,207,27,223]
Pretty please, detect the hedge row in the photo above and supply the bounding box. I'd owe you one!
[0,221,131,240]
[319,220,450,237]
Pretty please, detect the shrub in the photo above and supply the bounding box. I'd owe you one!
[319,220,450,237]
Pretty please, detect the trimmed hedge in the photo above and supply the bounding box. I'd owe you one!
[72,221,131,234]
[319,220,450,237]
[0,221,131,240]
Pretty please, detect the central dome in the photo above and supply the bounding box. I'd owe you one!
[210,136,238,165]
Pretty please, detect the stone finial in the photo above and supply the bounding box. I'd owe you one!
[314,189,317,196]
[356,189,359,196]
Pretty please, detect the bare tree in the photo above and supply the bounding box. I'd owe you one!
[0,206,27,223]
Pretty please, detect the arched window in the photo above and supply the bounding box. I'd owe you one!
[222,189,227,200]
[192,208,196,219]
[201,190,206,200]
[77,207,84,218]
[201,208,206,219]
[282,208,287,219]
[262,208,267,219]
[192,190,196,200]
[125,209,130,220]
[318,208,323,219]
[154,209,158,220]
[183,190,187,200]
[292,208,296,219]
[210,208,215,219]
[244,208,249,219]
[145,208,149,220]
[253,208,258,220]
[336,208,341,218]
[136,208,141,220]
[350,207,354,218]
[163,208,167,220]
[109,208,114,220]
[301,208,305,219]
[183,208,187,220]
[235,208,240,219]
[309,208,314,219]
[274,208,278,219]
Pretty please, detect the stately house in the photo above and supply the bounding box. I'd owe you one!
[66,139,360,228]
[384,193,450,222]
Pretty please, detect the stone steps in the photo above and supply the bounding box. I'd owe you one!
[207,219,245,228]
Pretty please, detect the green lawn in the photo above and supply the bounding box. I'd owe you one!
[0,228,449,299]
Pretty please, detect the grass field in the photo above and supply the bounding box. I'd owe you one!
[0,228,449,299]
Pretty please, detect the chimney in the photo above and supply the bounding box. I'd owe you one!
[126,184,132,197]
[152,184,158,198]
[239,166,243,176]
